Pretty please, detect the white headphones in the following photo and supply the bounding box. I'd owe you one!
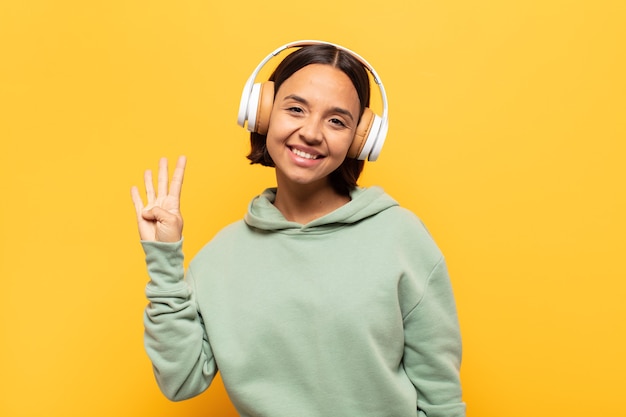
[237,40,389,161]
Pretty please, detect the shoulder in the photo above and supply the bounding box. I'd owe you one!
[388,206,441,250]
[363,190,433,239]
[361,191,443,265]
[189,220,250,266]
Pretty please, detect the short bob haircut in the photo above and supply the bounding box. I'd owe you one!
[246,43,371,197]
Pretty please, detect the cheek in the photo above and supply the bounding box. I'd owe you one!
[265,111,292,140]
[334,131,356,154]
[264,130,279,157]
[264,120,288,159]
[264,119,282,150]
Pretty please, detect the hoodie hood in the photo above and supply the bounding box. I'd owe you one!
[244,186,398,233]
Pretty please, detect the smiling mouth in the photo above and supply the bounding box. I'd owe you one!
[290,147,322,160]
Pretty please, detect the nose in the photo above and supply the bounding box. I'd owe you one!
[298,115,323,145]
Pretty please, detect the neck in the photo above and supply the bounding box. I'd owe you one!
[273,179,350,225]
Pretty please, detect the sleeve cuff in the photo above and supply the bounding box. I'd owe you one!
[141,239,186,290]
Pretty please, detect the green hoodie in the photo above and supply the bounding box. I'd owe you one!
[142,186,465,417]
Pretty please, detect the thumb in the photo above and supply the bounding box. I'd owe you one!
[141,207,158,221]
[142,206,183,242]
[141,206,176,222]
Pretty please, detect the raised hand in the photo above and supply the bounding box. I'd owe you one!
[131,156,187,242]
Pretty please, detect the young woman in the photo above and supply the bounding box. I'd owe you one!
[131,41,465,417]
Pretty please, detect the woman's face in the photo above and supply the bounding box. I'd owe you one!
[266,63,361,193]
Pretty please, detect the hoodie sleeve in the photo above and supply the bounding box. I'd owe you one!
[403,256,466,417]
[141,239,217,401]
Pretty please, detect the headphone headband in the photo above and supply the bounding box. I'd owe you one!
[237,40,389,161]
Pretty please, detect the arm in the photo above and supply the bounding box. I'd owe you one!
[131,157,216,400]
[142,240,217,401]
[403,257,466,417]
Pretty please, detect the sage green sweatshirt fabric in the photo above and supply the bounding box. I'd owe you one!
[142,186,465,417]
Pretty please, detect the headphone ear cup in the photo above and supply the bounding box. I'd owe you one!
[348,108,375,159]
[244,81,275,134]
[254,81,274,135]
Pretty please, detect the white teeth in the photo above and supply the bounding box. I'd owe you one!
[291,148,319,160]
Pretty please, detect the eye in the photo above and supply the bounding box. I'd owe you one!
[329,118,347,128]
[287,106,304,114]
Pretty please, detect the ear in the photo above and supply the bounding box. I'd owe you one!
[347,108,374,159]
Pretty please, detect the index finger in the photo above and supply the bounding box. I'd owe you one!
[168,155,187,199]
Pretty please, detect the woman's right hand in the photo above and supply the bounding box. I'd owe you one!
[131,156,187,242]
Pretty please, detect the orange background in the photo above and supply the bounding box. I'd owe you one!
[1,1,625,416]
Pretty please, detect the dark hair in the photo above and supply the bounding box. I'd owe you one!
[246,44,371,196]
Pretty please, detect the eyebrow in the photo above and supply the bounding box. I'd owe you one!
[283,94,355,122]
